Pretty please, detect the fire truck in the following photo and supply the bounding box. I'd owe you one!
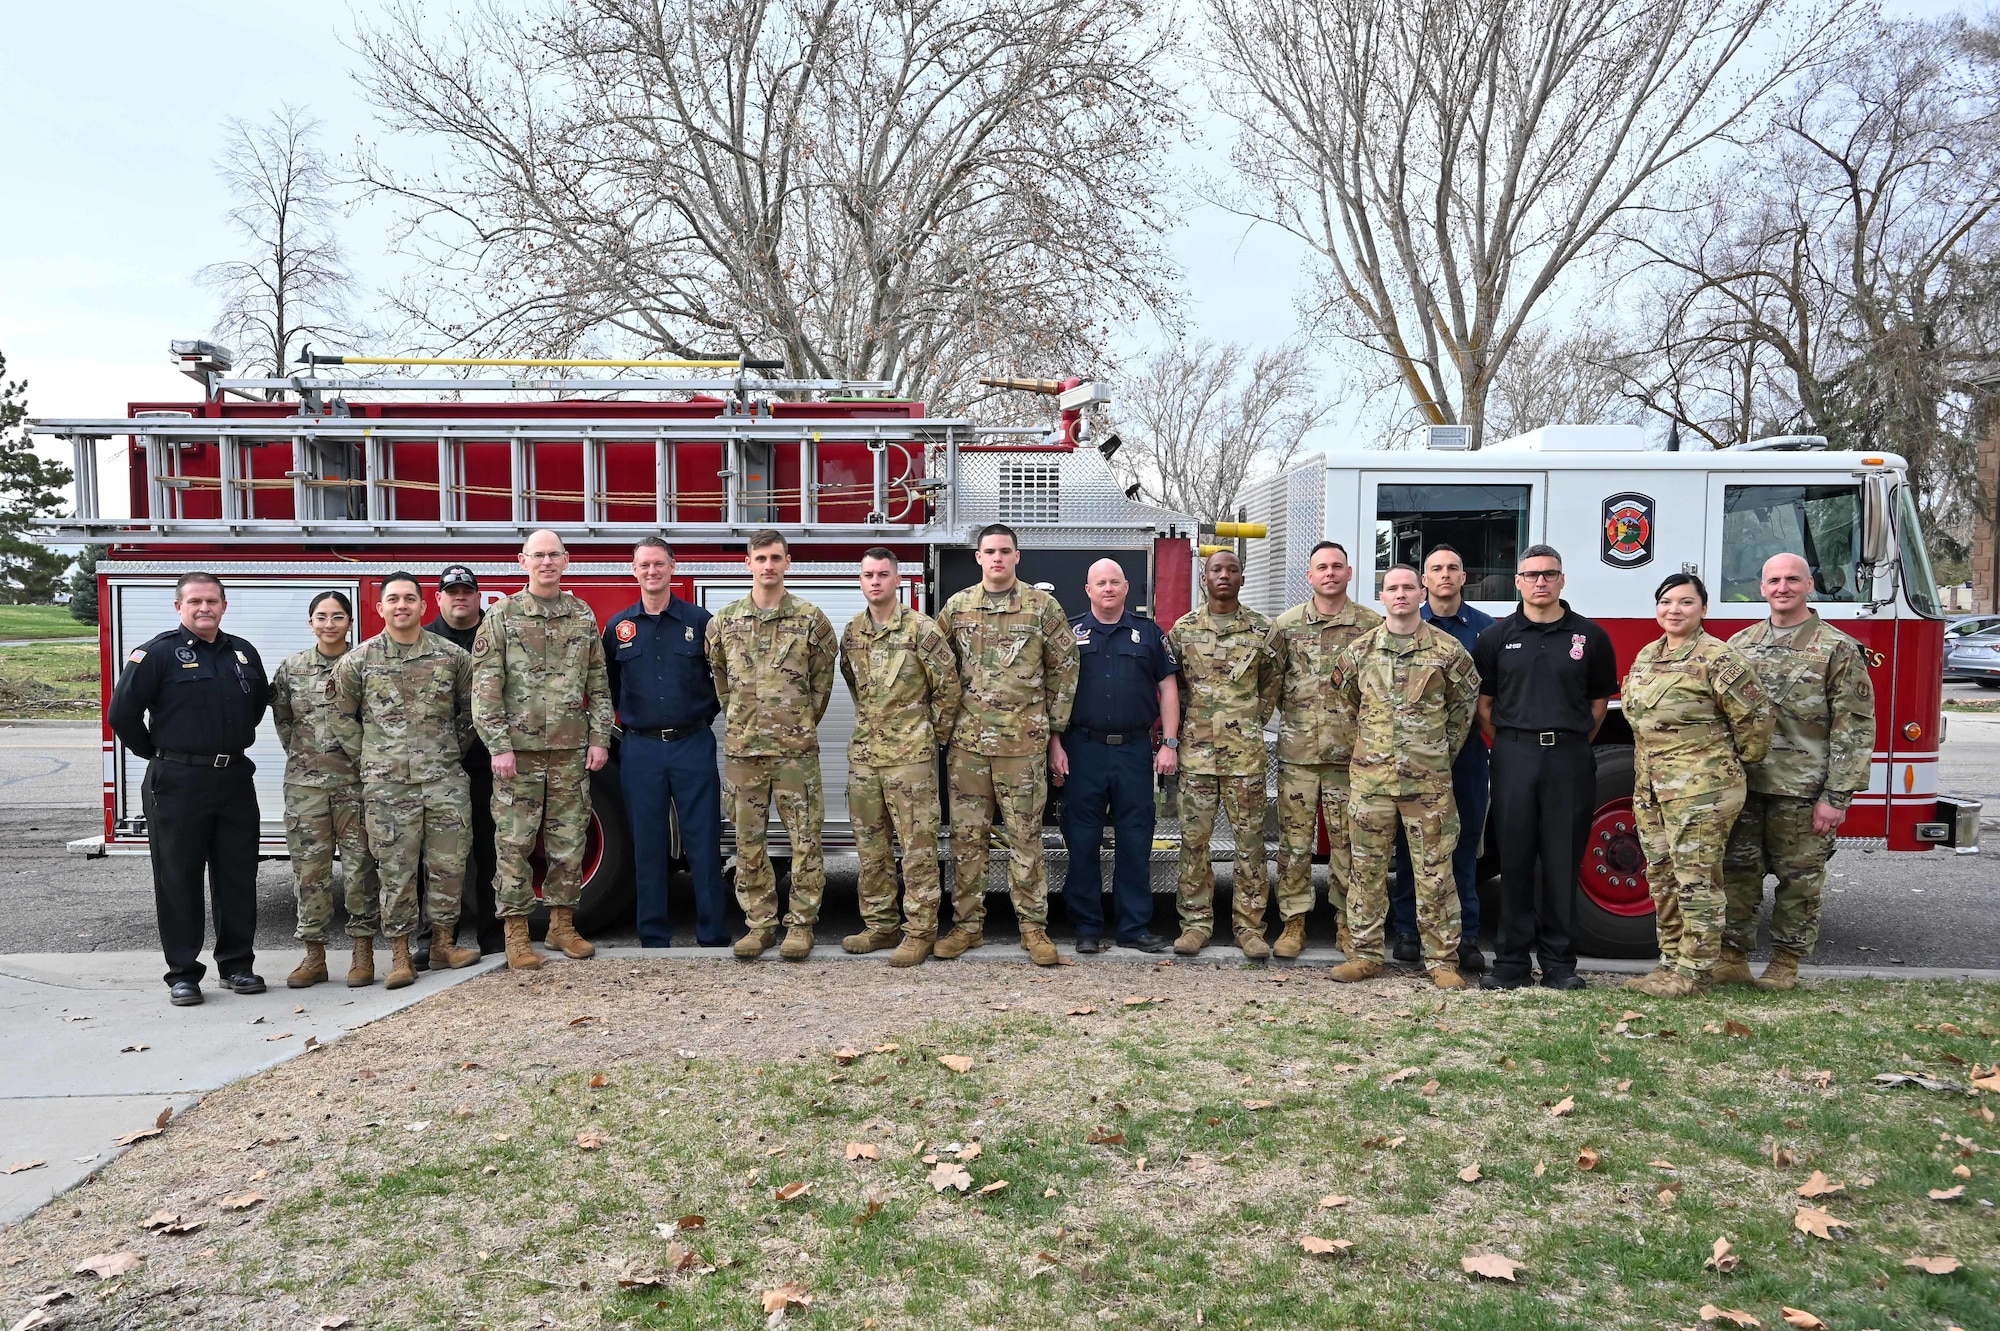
[1238,423,1980,956]
[31,342,1199,934]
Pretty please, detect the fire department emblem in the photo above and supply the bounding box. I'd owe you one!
[1600,492,1655,568]
[615,620,638,643]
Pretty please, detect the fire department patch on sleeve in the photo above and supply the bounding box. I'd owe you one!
[615,620,638,643]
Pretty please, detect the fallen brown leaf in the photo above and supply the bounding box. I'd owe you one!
[760,1282,812,1315]
[845,1142,881,1162]
[928,1162,972,1193]
[1616,1079,1633,1092]
[977,1179,1009,1195]
[1792,1205,1846,1239]
[317,1318,352,1330]
[937,1055,975,1074]
[219,1192,264,1211]
[1318,1194,1350,1208]
[1928,1184,1965,1201]
[1650,1159,1677,1170]
[1704,1237,1739,1274]
[1533,1162,1546,1177]
[568,1015,598,1026]
[1779,1309,1825,1330]
[73,1252,144,1279]
[1796,1170,1843,1198]
[1460,1253,1522,1281]
[1699,1306,1761,1328]
[112,1127,161,1147]
[872,1043,899,1054]
[1724,1020,1754,1038]
[1420,1079,1440,1097]
[156,1107,172,1129]
[1549,1096,1575,1117]
[1064,1007,1097,1016]
[958,1142,982,1161]
[1300,1235,1354,1256]
[1385,1067,1419,1086]
[1770,1145,1796,1167]
[774,1182,812,1202]
[1904,1254,1961,1275]
[588,1073,608,1089]
[2,1160,46,1175]
[1242,1099,1275,1111]
[575,1130,608,1150]
[1085,1130,1127,1146]
[1576,1147,1600,1171]
[1458,1162,1482,1183]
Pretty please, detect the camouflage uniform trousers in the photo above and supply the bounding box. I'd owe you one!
[1721,790,1835,957]
[725,752,827,931]
[946,749,1049,930]
[494,748,591,916]
[1635,781,1745,975]
[283,783,379,942]
[364,775,470,938]
[1274,762,1351,922]
[1176,773,1268,937]
[850,759,944,938]
[1346,787,1461,965]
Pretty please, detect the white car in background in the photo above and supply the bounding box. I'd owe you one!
[1944,614,2000,687]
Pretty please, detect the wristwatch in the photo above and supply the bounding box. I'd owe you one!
[1161,737,1180,749]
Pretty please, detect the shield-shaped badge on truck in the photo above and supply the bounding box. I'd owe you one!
[1600,492,1655,568]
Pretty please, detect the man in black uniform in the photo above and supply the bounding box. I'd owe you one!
[1054,558,1178,954]
[109,572,271,1006]
[423,563,502,955]
[1470,544,1618,991]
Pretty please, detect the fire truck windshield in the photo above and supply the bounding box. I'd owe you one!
[1896,482,1942,618]
[1719,484,1862,603]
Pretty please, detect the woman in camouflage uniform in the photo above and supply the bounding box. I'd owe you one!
[1622,573,1773,997]
[269,592,379,988]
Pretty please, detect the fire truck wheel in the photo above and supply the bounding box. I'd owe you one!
[1569,745,1660,959]
[573,763,636,935]
[1978,680,2000,690]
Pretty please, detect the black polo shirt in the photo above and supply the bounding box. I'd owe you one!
[109,628,269,760]
[1069,609,1177,734]
[1472,602,1618,735]
[602,595,720,733]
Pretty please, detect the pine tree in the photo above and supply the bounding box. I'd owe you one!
[0,353,72,604]
[68,544,107,626]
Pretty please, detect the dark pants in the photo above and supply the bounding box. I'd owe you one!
[1489,735,1594,977]
[622,729,729,947]
[1059,734,1155,943]
[1391,742,1488,941]
[142,759,260,987]
[464,756,500,947]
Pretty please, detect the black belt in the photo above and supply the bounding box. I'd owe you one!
[1497,727,1589,747]
[155,748,247,768]
[1067,727,1152,746]
[629,725,705,743]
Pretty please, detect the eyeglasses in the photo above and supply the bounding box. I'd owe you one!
[1517,570,1563,582]
[526,552,566,562]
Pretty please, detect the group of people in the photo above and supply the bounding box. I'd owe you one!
[107,522,1872,1008]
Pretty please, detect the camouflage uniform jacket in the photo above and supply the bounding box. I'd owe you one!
[841,604,962,766]
[1335,622,1479,797]
[1727,612,1875,809]
[270,646,362,788]
[1266,599,1383,765]
[706,592,837,759]
[332,631,475,784]
[940,581,1079,757]
[1166,606,1279,777]
[1624,633,1775,800]
[471,590,614,754]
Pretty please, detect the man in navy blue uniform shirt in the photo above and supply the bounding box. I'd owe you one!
[602,537,727,947]
[1054,558,1179,954]
[1387,545,1494,972]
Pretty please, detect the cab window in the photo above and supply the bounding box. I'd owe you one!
[1719,485,1861,603]
[1373,484,1530,601]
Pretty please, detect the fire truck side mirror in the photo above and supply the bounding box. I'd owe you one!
[1859,473,1893,575]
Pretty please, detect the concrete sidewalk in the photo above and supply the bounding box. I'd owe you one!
[0,947,502,1227]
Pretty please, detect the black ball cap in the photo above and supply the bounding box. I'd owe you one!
[438,564,479,590]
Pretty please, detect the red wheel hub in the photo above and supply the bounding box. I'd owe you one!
[1580,797,1652,916]
[528,811,607,902]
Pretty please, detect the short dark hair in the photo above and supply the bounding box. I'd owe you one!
[175,571,224,599]
[308,590,353,620]
[1382,563,1421,582]
[1518,544,1563,569]
[1203,548,1241,567]
[1308,541,1348,561]
[1424,544,1463,566]
[1653,571,1709,606]
[380,570,423,598]
[634,536,675,559]
[747,529,788,554]
[860,546,898,566]
[976,523,1019,551]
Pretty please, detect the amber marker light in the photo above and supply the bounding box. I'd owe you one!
[1902,722,1922,742]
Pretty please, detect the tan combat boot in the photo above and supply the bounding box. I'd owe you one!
[933,925,984,959]
[545,906,596,960]
[1710,947,1755,985]
[1273,916,1308,959]
[346,935,375,987]
[1174,928,1209,957]
[1329,957,1382,983]
[1428,965,1466,991]
[733,926,778,960]
[1336,918,1353,956]
[505,917,547,971]
[385,934,418,991]
[888,934,934,968]
[431,924,481,970]
[1625,967,1696,998]
[1623,964,1673,993]
[287,941,328,989]
[1021,928,1059,966]
[1756,948,1802,991]
[780,925,816,961]
[1235,928,1271,961]
[842,927,901,955]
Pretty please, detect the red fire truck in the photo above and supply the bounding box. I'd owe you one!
[1240,423,1980,956]
[32,343,1198,933]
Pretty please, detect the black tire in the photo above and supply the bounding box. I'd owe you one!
[1570,744,1660,959]
[1979,680,2000,691]
[574,762,636,935]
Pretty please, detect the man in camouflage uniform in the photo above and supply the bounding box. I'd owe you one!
[707,530,838,961]
[1266,540,1382,958]
[1330,565,1481,988]
[1719,553,1874,990]
[471,530,615,971]
[333,573,482,989]
[840,547,961,967]
[937,523,1079,966]
[1166,549,1279,957]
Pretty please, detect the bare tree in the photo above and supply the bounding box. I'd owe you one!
[1111,340,1335,523]
[1205,0,1859,447]
[196,105,355,382]
[1486,324,1640,440]
[349,0,1182,411]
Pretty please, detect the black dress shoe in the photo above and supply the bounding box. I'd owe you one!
[1122,932,1172,954]
[220,972,266,995]
[1391,933,1422,964]
[168,981,203,1007]
[1540,970,1587,991]
[1457,942,1489,973]
[1478,971,1530,991]
[1075,936,1106,955]
[477,931,506,955]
